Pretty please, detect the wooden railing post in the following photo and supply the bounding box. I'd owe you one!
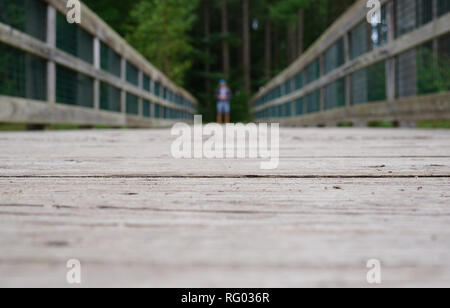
[319,55,325,111]
[343,32,352,107]
[120,58,126,114]
[386,1,396,101]
[138,71,143,117]
[46,5,56,104]
[93,37,100,110]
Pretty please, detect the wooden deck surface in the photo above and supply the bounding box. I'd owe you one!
[1,128,450,287]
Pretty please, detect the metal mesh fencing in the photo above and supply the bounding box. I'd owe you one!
[396,0,433,38]
[295,97,304,115]
[100,82,121,112]
[0,42,46,100]
[126,62,139,86]
[0,0,46,42]
[325,39,345,74]
[325,78,346,110]
[126,93,138,115]
[283,79,292,96]
[295,71,303,90]
[350,22,368,60]
[143,99,151,117]
[396,39,449,98]
[439,0,450,16]
[352,60,386,104]
[350,6,387,60]
[154,103,161,118]
[143,74,151,92]
[285,102,293,117]
[56,12,93,64]
[154,82,161,97]
[56,65,93,107]
[100,42,121,78]
[306,90,321,113]
[305,59,320,85]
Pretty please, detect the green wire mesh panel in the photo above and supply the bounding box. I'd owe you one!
[56,13,93,64]
[350,22,368,60]
[100,42,121,78]
[351,60,386,104]
[325,39,344,74]
[154,103,161,118]
[100,82,121,112]
[295,71,303,90]
[325,79,346,110]
[283,79,292,96]
[277,104,284,117]
[0,42,46,100]
[154,82,160,97]
[143,74,151,92]
[126,93,138,115]
[0,0,47,42]
[369,5,388,50]
[306,90,321,114]
[285,102,293,117]
[126,62,139,86]
[438,33,450,92]
[412,37,450,96]
[142,99,151,117]
[56,65,93,107]
[396,0,433,38]
[295,97,304,115]
[396,40,448,99]
[439,0,450,16]
[396,48,417,98]
[305,59,320,85]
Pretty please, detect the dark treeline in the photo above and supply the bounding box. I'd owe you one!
[84,0,357,122]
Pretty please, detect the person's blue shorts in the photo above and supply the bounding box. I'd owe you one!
[217,101,230,114]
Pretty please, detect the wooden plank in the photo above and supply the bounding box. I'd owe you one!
[0,177,449,287]
[0,128,449,287]
[0,128,449,177]
[0,96,185,128]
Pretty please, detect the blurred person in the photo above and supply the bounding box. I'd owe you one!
[216,79,232,124]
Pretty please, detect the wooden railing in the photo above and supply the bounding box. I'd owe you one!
[0,0,197,128]
[252,0,450,126]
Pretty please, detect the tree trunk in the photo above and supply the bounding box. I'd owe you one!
[162,0,170,75]
[264,19,272,79]
[204,0,211,95]
[297,9,304,57]
[221,0,230,78]
[243,0,251,95]
[288,24,296,64]
[273,28,279,72]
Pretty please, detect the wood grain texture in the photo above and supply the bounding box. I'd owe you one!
[0,128,449,287]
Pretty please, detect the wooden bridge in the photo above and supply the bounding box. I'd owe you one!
[1,127,450,287]
[0,0,450,288]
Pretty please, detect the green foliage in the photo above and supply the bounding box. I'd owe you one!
[270,0,311,24]
[83,0,137,36]
[126,0,199,86]
[417,47,450,95]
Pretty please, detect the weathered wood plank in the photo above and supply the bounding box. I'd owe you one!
[0,177,449,287]
[0,128,449,287]
[0,128,449,177]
